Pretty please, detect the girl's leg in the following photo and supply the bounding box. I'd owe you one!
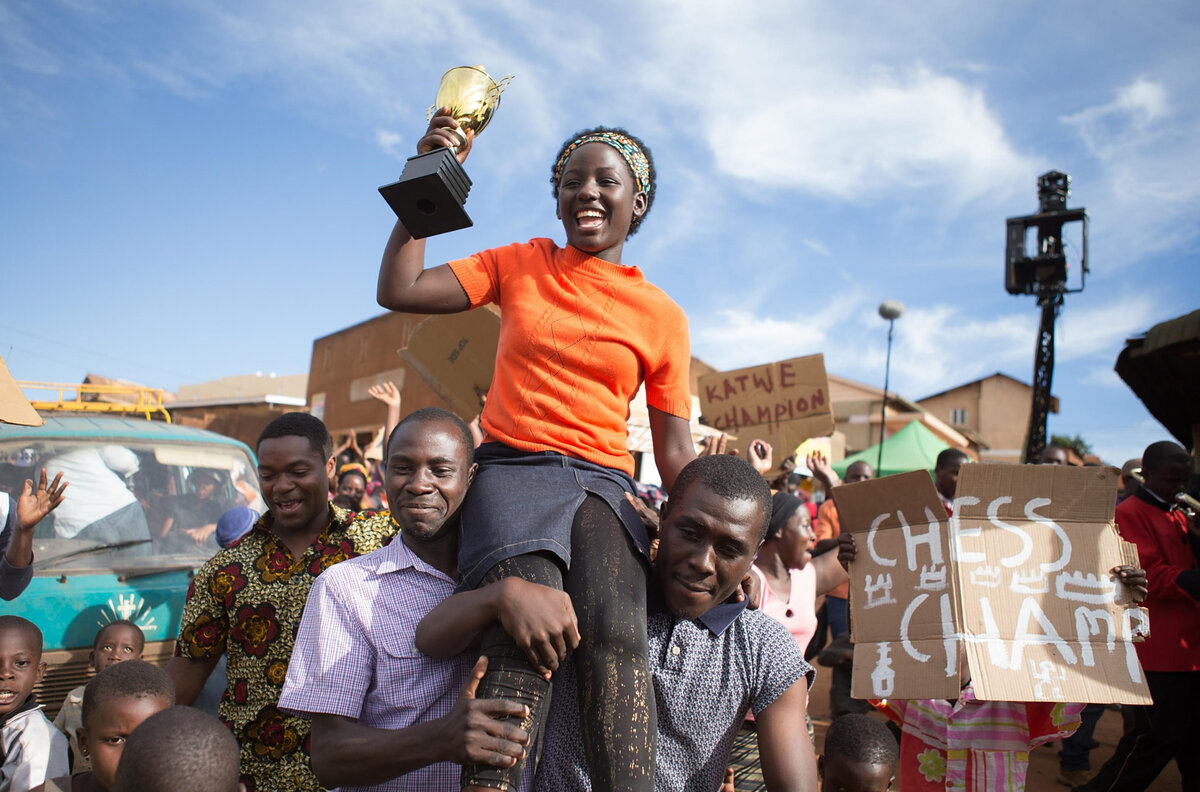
[464,552,563,791]
[565,493,655,792]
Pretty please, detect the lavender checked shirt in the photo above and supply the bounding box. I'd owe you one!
[279,536,473,792]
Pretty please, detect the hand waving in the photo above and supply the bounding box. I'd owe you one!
[367,381,401,410]
[17,469,67,531]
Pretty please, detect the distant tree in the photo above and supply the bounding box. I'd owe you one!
[1050,433,1093,458]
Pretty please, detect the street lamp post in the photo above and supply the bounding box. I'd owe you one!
[877,300,905,473]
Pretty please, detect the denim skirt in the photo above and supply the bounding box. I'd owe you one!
[457,442,651,590]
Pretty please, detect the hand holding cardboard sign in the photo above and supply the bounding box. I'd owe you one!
[1111,565,1148,603]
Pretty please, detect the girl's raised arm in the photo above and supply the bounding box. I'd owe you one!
[377,109,475,314]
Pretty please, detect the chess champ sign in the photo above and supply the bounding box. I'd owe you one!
[835,464,1152,704]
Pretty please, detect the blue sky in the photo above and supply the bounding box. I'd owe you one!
[2,0,1197,464]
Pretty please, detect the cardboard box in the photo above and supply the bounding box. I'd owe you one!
[0,356,42,427]
[398,307,500,422]
[835,465,1151,704]
[697,354,834,457]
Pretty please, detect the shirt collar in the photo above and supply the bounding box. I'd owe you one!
[648,576,748,636]
[373,531,456,583]
[698,599,748,636]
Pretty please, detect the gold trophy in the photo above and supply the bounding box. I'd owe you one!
[379,66,513,239]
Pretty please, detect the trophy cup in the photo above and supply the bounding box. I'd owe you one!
[379,66,513,239]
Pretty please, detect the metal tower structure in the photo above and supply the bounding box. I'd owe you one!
[1004,171,1089,464]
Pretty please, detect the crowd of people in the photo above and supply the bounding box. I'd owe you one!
[1,111,1197,792]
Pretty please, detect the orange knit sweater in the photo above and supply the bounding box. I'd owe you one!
[448,238,691,476]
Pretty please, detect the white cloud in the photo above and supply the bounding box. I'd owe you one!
[802,238,830,257]
[1061,78,1200,265]
[0,3,60,75]
[375,129,404,159]
[1057,295,1159,361]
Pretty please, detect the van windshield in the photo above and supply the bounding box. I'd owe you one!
[0,438,264,573]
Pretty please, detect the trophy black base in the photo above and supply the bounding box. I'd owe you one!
[379,148,474,239]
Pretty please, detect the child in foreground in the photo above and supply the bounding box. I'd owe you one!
[379,113,696,791]
[818,714,898,792]
[0,614,68,789]
[45,659,174,792]
[837,533,1148,792]
[113,706,245,792]
[53,620,146,772]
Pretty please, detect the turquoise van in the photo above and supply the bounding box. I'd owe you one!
[0,416,263,714]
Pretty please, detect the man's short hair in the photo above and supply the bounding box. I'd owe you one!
[1142,441,1190,473]
[387,407,475,464]
[93,620,146,652]
[257,412,332,459]
[935,448,969,470]
[846,460,873,477]
[114,706,240,792]
[668,455,772,541]
[0,615,42,655]
[82,659,174,727]
[823,713,899,768]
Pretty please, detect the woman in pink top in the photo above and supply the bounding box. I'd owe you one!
[751,492,848,652]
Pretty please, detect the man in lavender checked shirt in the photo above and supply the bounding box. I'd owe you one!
[279,408,531,791]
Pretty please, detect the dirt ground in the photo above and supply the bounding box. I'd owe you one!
[805,663,1182,791]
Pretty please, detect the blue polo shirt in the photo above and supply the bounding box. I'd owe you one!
[535,599,814,791]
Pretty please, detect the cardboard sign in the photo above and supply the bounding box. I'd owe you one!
[697,355,834,456]
[836,465,1152,704]
[398,307,499,421]
[0,356,43,427]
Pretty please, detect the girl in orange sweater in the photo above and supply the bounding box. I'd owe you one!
[378,111,696,791]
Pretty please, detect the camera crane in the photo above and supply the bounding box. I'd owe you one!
[1005,171,1089,464]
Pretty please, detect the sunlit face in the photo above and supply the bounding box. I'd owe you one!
[257,436,335,535]
[655,483,764,619]
[80,694,172,791]
[385,419,476,543]
[556,142,647,263]
[0,629,44,716]
[91,624,144,674]
[778,506,816,569]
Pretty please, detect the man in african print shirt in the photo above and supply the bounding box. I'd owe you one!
[168,413,396,792]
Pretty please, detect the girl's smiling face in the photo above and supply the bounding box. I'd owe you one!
[556,143,647,263]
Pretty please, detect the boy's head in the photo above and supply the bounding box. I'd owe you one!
[0,615,45,716]
[91,620,145,674]
[1141,441,1191,502]
[115,706,245,792]
[934,449,970,501]
[80,659,175,792]
[656,455,772,619]
[819,714,898,792]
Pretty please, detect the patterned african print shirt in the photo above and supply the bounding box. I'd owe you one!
[175,504,396,792]
[878,686,1082,792]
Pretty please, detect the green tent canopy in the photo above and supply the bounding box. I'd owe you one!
[832,420,952,478]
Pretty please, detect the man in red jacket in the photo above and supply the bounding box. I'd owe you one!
[1075,440,1198,792]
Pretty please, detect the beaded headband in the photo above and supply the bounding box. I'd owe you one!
[337,462,369,481]
[553,131,650,196]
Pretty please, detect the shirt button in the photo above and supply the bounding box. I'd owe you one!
[671,645,681,656]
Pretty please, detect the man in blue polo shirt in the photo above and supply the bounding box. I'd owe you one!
[417,454,817,791]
